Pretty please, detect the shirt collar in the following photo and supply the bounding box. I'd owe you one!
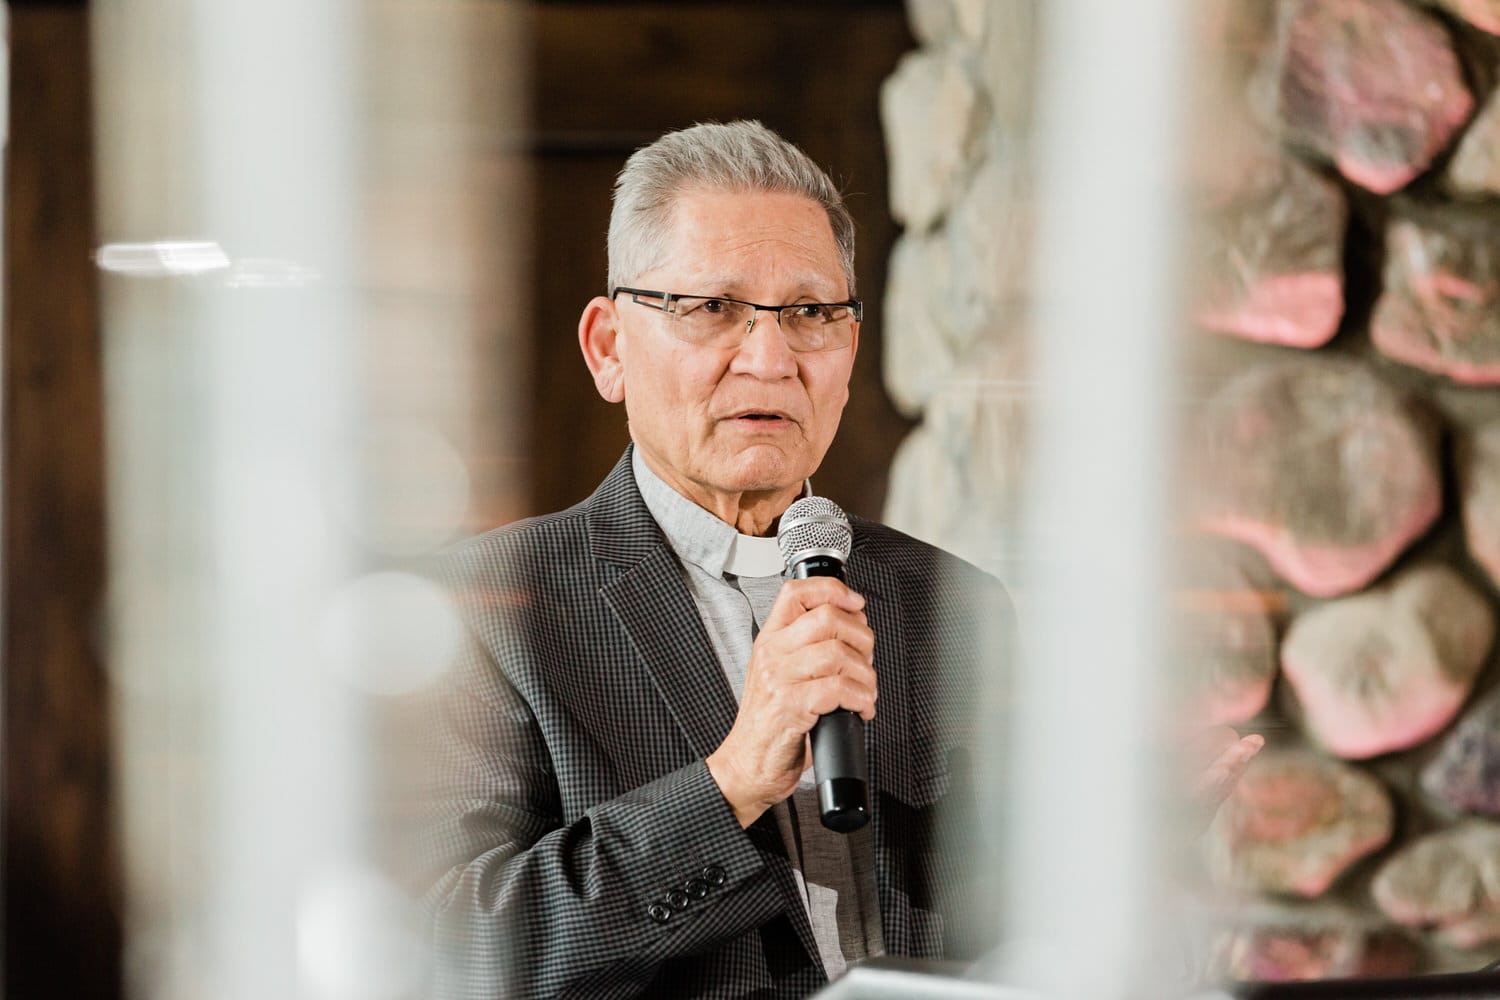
[632,447,807,579]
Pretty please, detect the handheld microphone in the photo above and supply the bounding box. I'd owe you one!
[776,496,869,833]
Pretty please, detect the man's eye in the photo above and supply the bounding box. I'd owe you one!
[793,304,829,321]
[699,298,730,315]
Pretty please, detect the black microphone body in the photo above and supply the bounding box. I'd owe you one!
[779,502,870,834]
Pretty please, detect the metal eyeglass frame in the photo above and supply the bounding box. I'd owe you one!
[610,286,864,340]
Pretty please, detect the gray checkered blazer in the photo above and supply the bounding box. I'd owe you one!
[419,449,1011,998]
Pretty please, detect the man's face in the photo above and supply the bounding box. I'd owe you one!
[594,187,858,519]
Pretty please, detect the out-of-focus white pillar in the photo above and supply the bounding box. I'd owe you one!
[1002,2,1189,997]
[190,3,363,998]
[93,0,525,997]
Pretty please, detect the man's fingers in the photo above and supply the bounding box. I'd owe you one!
[763,576,866,631]
[752,640,876,712]
[803,671,878,720]
[753,637,873,688]
[772,603,874,659]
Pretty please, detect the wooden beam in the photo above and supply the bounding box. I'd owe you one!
[3,5,121,999]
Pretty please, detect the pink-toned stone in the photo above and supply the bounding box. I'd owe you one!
[1461,423,1500,593]
[1447,83,1500,197]
[1281,565,1495,760]
[1371,213,1500,385]
[1193,357,1441,598]
[1422,686,1500,816]
[1249,0,1474,194]
[1174,554,1279,726]
[1193,145,1347,348]
[1206,904,1421,981]
[1373,821,1500,949]
[1425,0,1500,35]
[1205,751,1393,897]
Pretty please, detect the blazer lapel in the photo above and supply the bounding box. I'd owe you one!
[586,449,826,972]
[599,547,739,759]
[587,450,740,759]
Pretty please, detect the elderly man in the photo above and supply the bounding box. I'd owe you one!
[421,120,1250,998]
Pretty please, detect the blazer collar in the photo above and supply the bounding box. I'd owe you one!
[584,446,667,568]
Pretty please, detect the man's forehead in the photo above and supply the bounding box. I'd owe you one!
[652,189,845,292]
[645,266,846,301]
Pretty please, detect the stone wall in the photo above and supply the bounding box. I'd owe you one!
[880,0,1037,580]
[882,0,1500,981]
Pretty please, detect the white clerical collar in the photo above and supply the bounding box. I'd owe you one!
[631,446,810,579]
[724,531,785,577]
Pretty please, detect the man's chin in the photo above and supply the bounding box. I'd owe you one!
[711,450,809,497]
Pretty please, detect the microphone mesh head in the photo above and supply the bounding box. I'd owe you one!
[777,496,852,566]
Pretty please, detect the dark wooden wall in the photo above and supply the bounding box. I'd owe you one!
[525,2,916,519]
[3,4,121,999]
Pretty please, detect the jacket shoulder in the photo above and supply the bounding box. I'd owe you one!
[848,515,1006,595]
[436,501,593,589]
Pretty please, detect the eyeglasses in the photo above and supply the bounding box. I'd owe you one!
[610,287,862,353]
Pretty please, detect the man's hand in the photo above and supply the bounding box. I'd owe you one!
[706,577,877,828]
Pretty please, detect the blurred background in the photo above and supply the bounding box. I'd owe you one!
[7,0,1500,997]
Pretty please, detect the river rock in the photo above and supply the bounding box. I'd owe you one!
[1448,82,1500,197]
[1461,422,1500,592]
[942,141,1033,354]
[1193,357,1441,598]
[884,423,966,559]
[1249,0,1474,194]
[1373,821,1500,948]
[1173,553,1279,726]
[1206,903,1421,981]
[885,340,1030,569]
[905,0,984,47]
[1422,687,1500,816]
[1424,0,1500,34]
[978,0,1038,132]
[1205,751,1394,897]
[883,232,955,416]
[1193,144,1347,348]
[1281,565,1494,760]
[881,48,984,231]
[1371,211,1500,385]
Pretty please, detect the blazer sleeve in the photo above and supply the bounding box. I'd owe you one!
[417,630,789,999]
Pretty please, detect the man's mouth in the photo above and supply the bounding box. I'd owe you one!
[727,411,797,427]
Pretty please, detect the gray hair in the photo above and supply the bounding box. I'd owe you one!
[607,120,857,296]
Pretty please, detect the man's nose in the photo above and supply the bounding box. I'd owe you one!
[734,308,798,377]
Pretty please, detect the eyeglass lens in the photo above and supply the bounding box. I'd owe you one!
[672,297,854,352]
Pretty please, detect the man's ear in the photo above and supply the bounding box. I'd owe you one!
[579,296,626,403]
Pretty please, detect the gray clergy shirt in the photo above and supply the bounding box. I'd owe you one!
[632,449,884,981]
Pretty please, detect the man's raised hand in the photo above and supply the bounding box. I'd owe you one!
[706,577,876,829]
